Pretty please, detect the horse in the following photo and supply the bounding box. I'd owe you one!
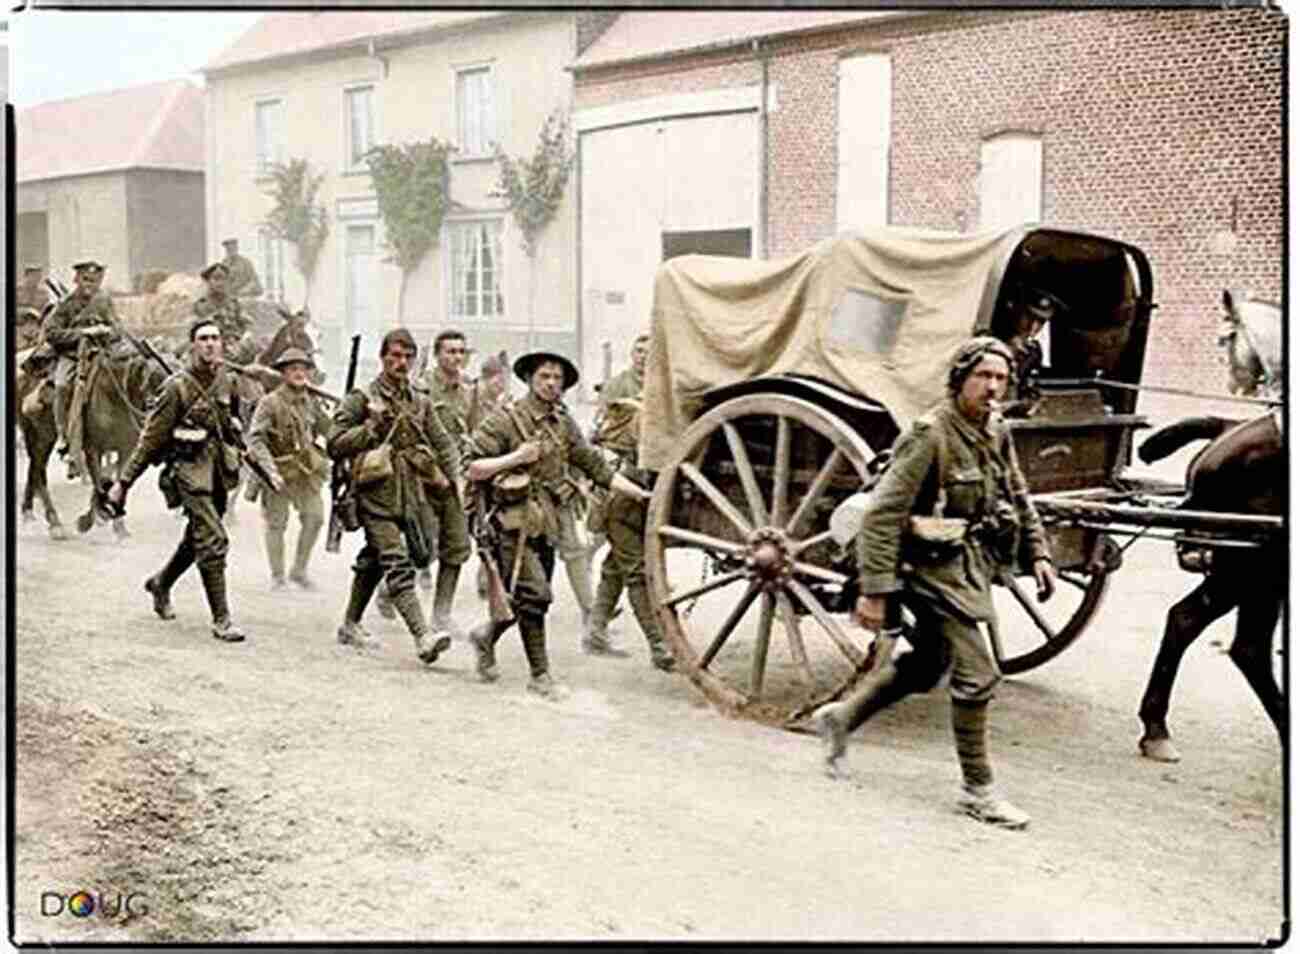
[1134,411,1284,762]
[1219,289,1282,397]
[16,364,65,538]
[19,339,170,541]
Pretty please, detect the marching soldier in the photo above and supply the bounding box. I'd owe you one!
[328,328,461,665]
[811,337,1057,829]
[108,316,250,643]
[585,331,651,656]
[464,351,650,697]
[419,329,474,631]
[194,262,254,361]
[221,238,264,300]
[41,259,121,461]
[246,348,331,590]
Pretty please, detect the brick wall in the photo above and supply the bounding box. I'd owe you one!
[577,9,1284,391]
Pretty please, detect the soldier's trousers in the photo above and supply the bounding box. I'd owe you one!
[553,499,593,615]
[419,483,471,567]
[495,527,556,619]
[603,492,668,651]
[260,477,325,579]
[153,486,231,620]
[353,514,420,599]
[52,356,76,446]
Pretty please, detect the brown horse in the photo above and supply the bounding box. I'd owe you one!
[19,340,169,540]
[16,367,65,538]
[1134,412,1284,762]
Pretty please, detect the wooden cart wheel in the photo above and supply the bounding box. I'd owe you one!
[988,556,1112,675]
[645,395,877,717]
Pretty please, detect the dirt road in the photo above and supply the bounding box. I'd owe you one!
[9,463,1284,944]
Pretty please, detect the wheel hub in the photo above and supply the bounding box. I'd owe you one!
[746,528,791,583]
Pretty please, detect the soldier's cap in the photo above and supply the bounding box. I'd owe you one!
[72,260,105,273]
[189,316,222,340]
[272,347,315,371]
[947,336,1016,394]
[380,327,418,356]
[514,351,579,391]
[201,262,230,280]
[23,263,44,273]
[221,237,239,247]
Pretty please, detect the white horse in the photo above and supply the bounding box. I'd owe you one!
[1219,289,1282,397]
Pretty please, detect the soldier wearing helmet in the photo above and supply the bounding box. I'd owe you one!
[246,347,332,591]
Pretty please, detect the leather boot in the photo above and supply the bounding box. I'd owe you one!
[430,562,462,635]
[627,582,675,671]
[265,526,286,587]
[338,568,383,650]
[392,586,450,665]
[290,513,323,589]
[144,538,193,621]
[810,661,907,774]
[198,563,245,642]
[469,619,504,682]
[519,612,555,696]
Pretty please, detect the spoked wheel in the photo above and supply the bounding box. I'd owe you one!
[988,536,1115,675]
[645,395,878,720]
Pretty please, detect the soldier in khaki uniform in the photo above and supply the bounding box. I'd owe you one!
[596,396,676,672]
[108,317,249,642]
[420,330,474,629]
[194,262,253,361]
[41,260,121,460]
[328,328,461,665]
[221,238,264,300]
[464,352,651,697]
[247,348,331,590]
[812,337,1057,829]
[586,332,651,655]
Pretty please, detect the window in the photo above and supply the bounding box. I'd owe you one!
[447,220,505,320]
[456,66,496,157]
[258,228,286,303]
[345,84,375,170]
[979,133,1043,231]
[255,98,284,175]
[836,53,892,229]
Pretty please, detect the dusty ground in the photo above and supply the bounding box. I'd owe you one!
[7,414,1285,945]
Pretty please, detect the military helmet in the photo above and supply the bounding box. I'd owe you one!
[514,351,579,391]
[72,260,105,274]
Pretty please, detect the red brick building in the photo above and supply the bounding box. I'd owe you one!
[572,9,1283,390]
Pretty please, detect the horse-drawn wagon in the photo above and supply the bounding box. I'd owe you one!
[637,225,1283,728]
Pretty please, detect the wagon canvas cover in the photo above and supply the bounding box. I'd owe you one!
[641,225,1026,470]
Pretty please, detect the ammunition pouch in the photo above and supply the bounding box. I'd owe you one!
[172,426,208,462]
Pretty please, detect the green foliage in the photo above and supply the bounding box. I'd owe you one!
[262,158,330,294]
[365,138,457,274]
[493,109,575,258]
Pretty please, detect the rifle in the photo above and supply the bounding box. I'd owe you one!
[221,360,341,404]
[129,331,279,493]
[466,483,522,644]
[325,334,362,553]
